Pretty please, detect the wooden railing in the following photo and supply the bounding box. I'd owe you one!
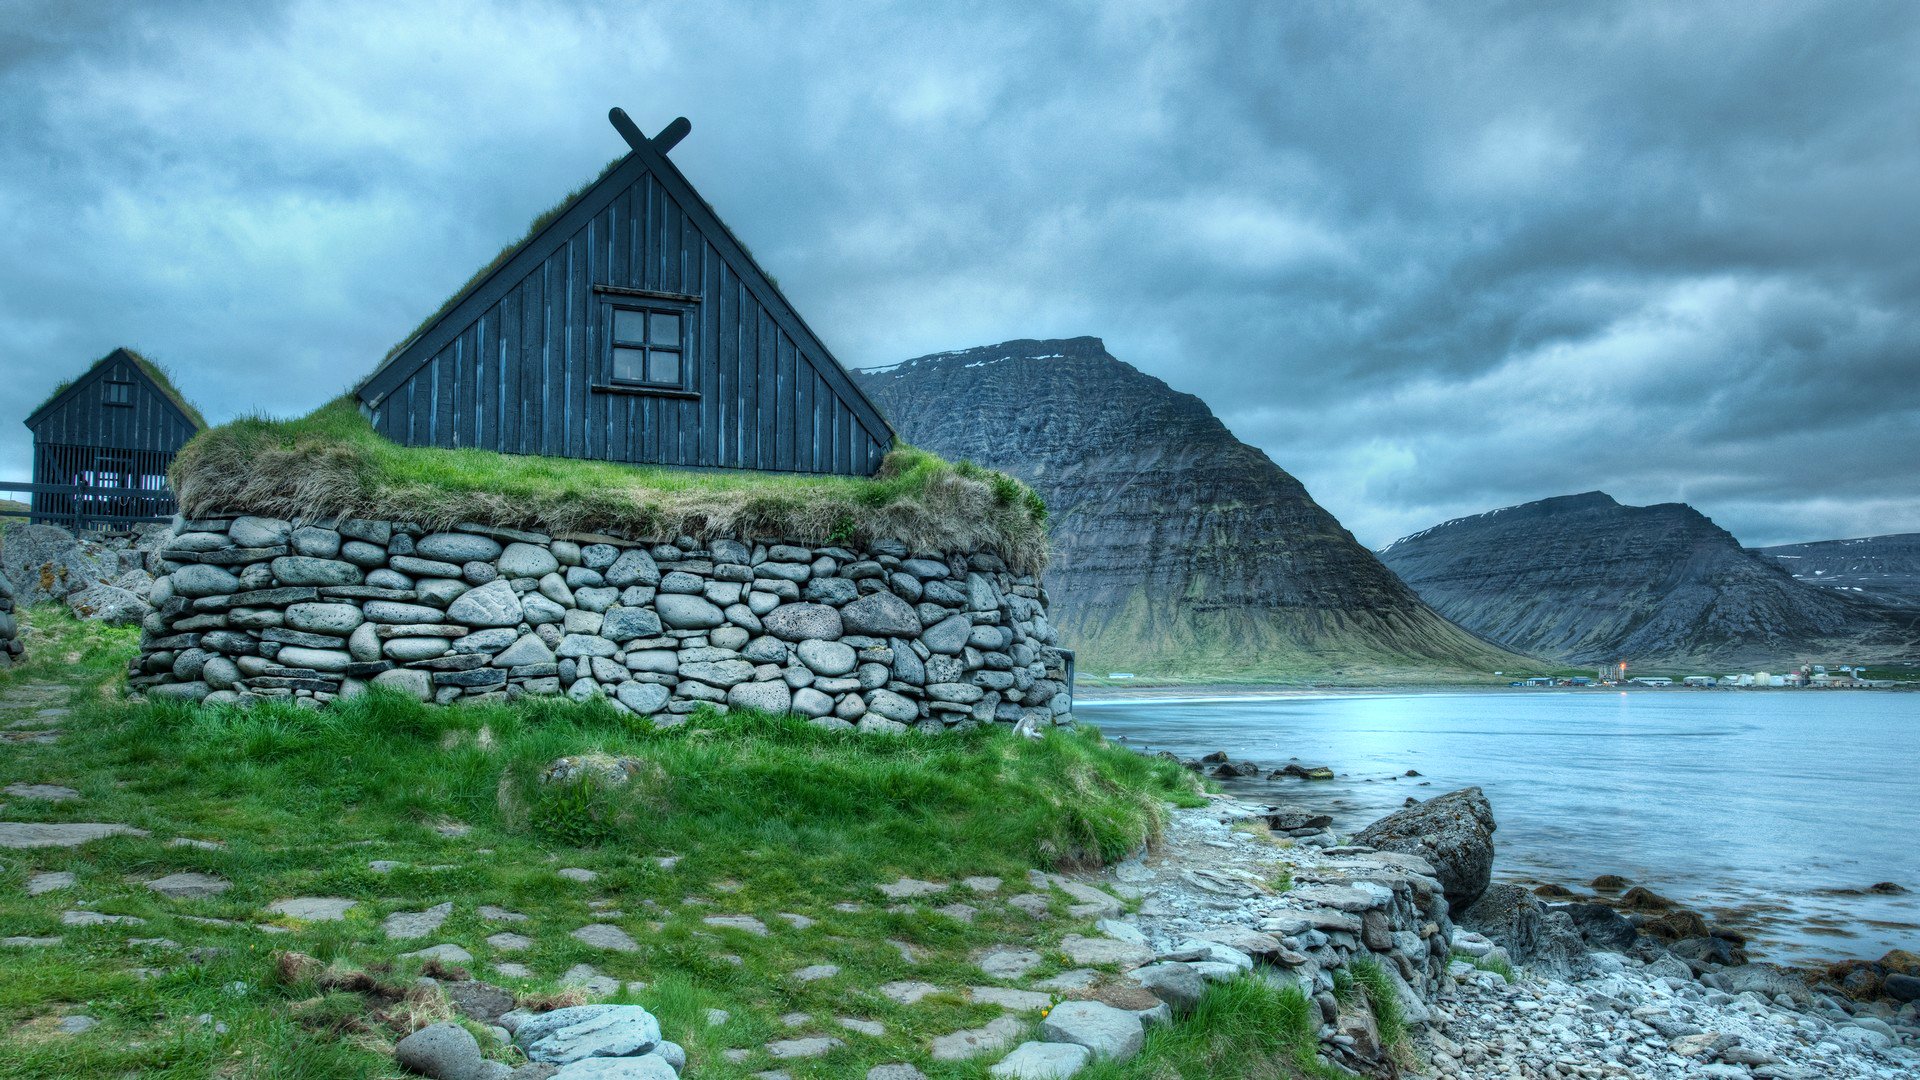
[0,481,175,532]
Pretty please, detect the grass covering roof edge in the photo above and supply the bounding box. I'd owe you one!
[32,348,209,430]
[171,397,1049,571]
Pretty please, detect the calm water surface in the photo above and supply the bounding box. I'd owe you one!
[1081,690,1919,964]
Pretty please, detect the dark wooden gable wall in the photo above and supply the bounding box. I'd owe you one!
[356,117,894,477]
[26,349,201,454]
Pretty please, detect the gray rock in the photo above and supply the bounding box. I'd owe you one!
[614,681,670,716]
[839,592,922,637]
[901,558,950,580]
[763,603,843,641]
[1038,1000,1143,1062]
[1353,786,1496,912]
[418,533,504,563]
[402,943,474,964]
[655,594,724,630]
[865,689,919,723]
[66,583,149,624]
[514,1004,663,1064]
[522,594,566,625]
[146,872,231,900]
[1126,962,1206,1012]
[372,668,434,700]
[492,634,554,667]
[447,581,524,628]
[857,717,908,735]
[571,923,639,952]
[791,687,834,717]
[796,638,857,676]
[396,1021,484,1080]
[989,1042,1090,1078]
[544,1058,676,1079]
[270,557,363,586]
[267,896,358,921]
[366,601,447,624]
[498,543,560,578]
[931,1016,1023,1061]
[276,646,354,672]
[289,527,343,558]
[728,680,792,713]
[229,516,292,547]
[803,577,859,605]
[680,659,756,687]
[604,549,660,588]
[170,563,243,598]
[767,1036,843,1059]
[384,902,454,940]
[285,602,365,635]
[920,614,972,655]
[1458,884,1583,975]
[556,634,618,659]
[602,606,664,641]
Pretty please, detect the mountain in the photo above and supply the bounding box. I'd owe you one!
[1758,534,1920,611]
[1378,492,1913,667]
[856,337,1527,681]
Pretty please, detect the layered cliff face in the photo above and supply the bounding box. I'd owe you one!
[857,337,1525,681]
[1759,533,1920,611]
[1379,492,1913,666]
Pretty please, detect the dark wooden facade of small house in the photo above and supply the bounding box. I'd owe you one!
[22,348,206,529]
[355,109,894,476]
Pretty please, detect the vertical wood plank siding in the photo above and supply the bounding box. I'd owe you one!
[27,352,199,525]
[370,162,889,476]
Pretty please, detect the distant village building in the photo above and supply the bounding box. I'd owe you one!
[21,348,205,529]
[354,109,894,477]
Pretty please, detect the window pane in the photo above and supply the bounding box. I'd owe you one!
[613,346,647,382]
[647,350,681,386]
[613,309,647,344]
[649,312,680,346]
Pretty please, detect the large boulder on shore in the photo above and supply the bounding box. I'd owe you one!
[1354,786,1496,913]
[1457,883,1585,976]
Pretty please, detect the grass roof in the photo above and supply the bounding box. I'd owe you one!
[34,348,209,430]
[171,398,1049,571]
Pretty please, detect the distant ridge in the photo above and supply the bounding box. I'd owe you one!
[858,337,1529,682]
[1758,533,1920,611]
[1380,493,1914,666]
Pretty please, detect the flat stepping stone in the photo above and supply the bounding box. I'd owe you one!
[838,1017,884,1036]
[889,939,922,964]
[779,1011,810,1028]
[931,1016,1023,1061]
[878,980,940,1004]
[147,872,230,899]
[791,964,839,982]
[3,935,64,947]
[514,1003,664,1064]
[478,905,529,922]
[168,837,224,851]
[766,1036,842,1060]
[703,914,768,935]
[962,876,1002,893]
[369,860,403,874]
[63,910,144,926]
[495,962,534,979]
[403,943,474,964]
[432,822,472,837]
[705,1009,731,1027]
[572,923,640,952]
[27,870,75,896]
[487,932,533,952]
[832,901,863,913]
[869,1067,929,1080]
[877,877,946,899]
[1007,894,1053,918]
[557,867,598,883]
[991,1042,1091,1078]
[4,783,80,801]
[129,937,182,949]
[57,1015,98,1035]
[1038,1000,1143,1062]
[1058,934,1154,970]
[561,964,619,996]
[778,912,814,929]
[1032,969,1100,992]
[384,902,453,940]
[934,903,977,923]
[977,948,1043,978]
[267,897,358,921]
[969,986,1054,1011]
[0,822,147,849]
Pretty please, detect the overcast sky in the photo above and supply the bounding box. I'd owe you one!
[3,1,1916,549]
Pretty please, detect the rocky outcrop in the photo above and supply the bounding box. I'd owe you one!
[128,516,1071,730]
[1760,532,1920,611]
[1352,787,1496,914]
[858,338,1527,680]
[1380,492,1915,666]
[0,523,161,625]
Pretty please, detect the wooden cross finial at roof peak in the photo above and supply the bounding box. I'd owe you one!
[609,108,690,155]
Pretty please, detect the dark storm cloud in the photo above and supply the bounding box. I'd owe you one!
[1,1,1915,549]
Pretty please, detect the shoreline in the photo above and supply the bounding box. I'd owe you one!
[1074,681,1915,701]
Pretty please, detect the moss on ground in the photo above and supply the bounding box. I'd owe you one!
[170,398,1049,571]
[0,606,1340,1079]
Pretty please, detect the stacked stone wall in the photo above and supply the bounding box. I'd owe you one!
[0,574,20,668]
[130,516,1071,730]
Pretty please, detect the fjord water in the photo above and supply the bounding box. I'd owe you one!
[1082,690,1919,964]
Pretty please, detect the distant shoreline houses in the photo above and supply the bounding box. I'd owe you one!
[1504,662,1898,689]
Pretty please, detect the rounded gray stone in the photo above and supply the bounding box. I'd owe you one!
[728,680,792,714]
[169,564,242,598]
[275,646,353,672]
[796,638,857,677]
[791,687,834,717]
[229,516,291,547]
[655,594,724,630]
[1038,1000,1143,1062]
[990,1042,1091,1078]
[384,638,451,662]
[446,580,524,628]
[865,688,919,723]
[761,603,843,642]
[417,533,504,563]
[602,606,664,641]
[396,1021,483,1080]
[514,1004,662,1064]
[284,602,364,635]
[497,543,560,578]
[615,682,670,716]
[603,548,660,588]
[372,668,433,701]
[920,614,973,655]
[839,591,922,637]
[270,557,363,587]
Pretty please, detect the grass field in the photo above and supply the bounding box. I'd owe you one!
[0,606,1338,1078]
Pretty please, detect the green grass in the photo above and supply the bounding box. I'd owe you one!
[0,605,1271,1079]
[1346,958,1404,1050]
[170,397,1048,570]
[1451,949,1514,983]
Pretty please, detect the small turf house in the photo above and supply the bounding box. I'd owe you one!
[23,348,206,528]
[354,109,895,476]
